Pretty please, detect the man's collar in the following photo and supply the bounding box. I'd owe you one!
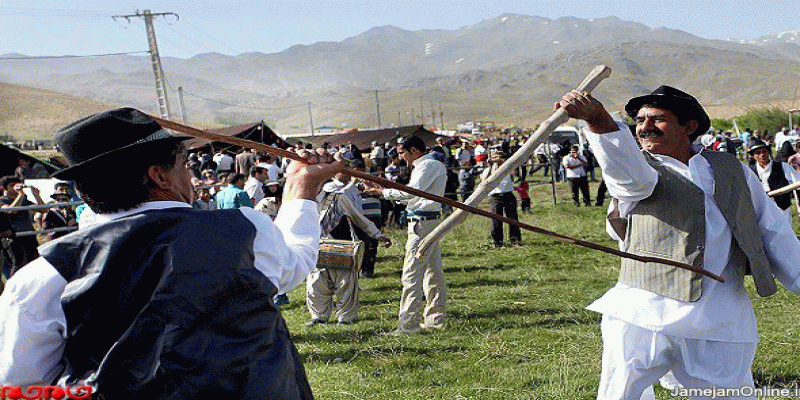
[94,201,192,225]
[412,153,433,167]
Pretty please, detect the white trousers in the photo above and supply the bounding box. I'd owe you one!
[598,315,757,400]
[306,268,358,323]
[397,219,447,330]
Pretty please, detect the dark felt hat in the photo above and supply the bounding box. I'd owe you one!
[748,139,770,154]
[625,85,710,141]
[52,108,189,180]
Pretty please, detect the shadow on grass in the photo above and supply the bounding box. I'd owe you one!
[448,277,520,289]
[752,370,800,387]
[302,344,468,365]
[443,263,516,273]
[454,306,601,329]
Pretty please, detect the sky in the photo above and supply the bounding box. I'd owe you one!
[1,1,798,59]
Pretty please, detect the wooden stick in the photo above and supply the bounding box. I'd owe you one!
[417,65,610,258]
[768,180,800,197]
[149,114,724,283]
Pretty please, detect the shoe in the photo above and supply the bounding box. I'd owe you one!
[305,319,326,327]
[420,322,445,331]
[382,326,421,336]
[360,270,374,278]
[337,319,356,325]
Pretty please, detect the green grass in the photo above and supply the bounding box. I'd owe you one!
[279,177,800,400]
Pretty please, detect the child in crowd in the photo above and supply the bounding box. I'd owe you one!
[515,180,531,213]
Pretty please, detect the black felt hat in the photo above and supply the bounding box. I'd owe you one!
[52,108,189,180]
[625,85,711,142]
[748,139,770,154]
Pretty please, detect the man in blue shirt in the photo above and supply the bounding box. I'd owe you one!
[215,172,252,209]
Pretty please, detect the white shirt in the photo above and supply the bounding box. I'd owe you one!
[562,154,587,178]
[266,162,281,182]
[483,163,514,194]
[244,176,265,203]
[754,160,800,221]
[323,178,362,211]
[0,199,320,385]
[584,123,800,343]
[382,153,447,213]
[214,153,234,171]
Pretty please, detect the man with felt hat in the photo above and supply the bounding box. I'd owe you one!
[0,107,344,399]
[747,138,800,224]
[555,86,800,399]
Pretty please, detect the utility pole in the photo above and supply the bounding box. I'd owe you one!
[374,89,382,127]
[439,103,445,131]
[430,101,436,129]
[411,108,416,125]
[177,86,188,124]
[308,102,315,135]
[419,97,424,125]
[113,9,178,120]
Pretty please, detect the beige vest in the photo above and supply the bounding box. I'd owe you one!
[610,150,777,302]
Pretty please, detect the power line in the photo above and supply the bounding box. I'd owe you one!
[181,89,307,111]
[182,19,241,55]
[0,6,112,18]
[0,51,149,60]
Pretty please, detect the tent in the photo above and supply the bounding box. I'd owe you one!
[287,125,443,151]
[185,121,290,153]
[0,143,60,178]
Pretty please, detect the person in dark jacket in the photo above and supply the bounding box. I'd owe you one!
[0,108,344,399]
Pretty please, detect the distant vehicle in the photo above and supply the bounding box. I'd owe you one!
[548,125,584,147]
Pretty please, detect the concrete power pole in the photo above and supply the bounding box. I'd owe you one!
[439,103,445,131]
[308,102,315,135]
[177,86,188,124]
[374,89,382,127]
[113,9,178,119]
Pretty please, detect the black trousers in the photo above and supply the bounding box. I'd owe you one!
[489,192,521,245]
[568,176,591,206]
[596,179,608,206]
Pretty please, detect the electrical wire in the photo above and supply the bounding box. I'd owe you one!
[0,51,149,60]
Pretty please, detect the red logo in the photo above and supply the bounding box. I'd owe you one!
[0,385,93,400]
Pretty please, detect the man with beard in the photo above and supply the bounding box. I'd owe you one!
[556,86,800,400]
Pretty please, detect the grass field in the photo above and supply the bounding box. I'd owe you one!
[277,176,800,400]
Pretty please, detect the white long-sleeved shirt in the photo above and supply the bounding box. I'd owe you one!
[584,122,800,343]
[0,199,320,385]
[753,160,800,221]
[482,163,515,194]
[562,154,587,178]
[382,153,446,213]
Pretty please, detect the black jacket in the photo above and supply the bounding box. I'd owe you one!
[40,208,313,400]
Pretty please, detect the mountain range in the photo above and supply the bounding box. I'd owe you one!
[2,13,800,138]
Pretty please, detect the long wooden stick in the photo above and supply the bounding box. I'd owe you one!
[150,114,724,283]
[768,180,800,197]
[417,65,609,258]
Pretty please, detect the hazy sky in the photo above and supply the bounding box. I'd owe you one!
[1,1,798,58]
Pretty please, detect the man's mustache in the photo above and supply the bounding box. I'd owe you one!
[637,129,664,139]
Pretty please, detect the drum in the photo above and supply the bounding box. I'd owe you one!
[317,238,365,271]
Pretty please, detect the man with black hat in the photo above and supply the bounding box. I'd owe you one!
[748,138,800,223]
[556,86,800,399]
[0,108,343,399]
